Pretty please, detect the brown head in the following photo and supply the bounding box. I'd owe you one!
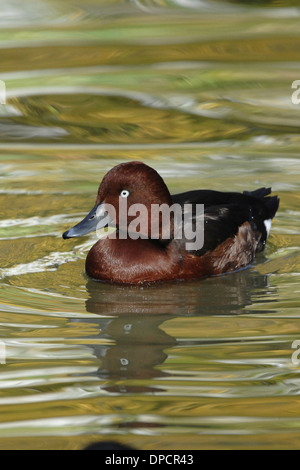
[62,161,173,240]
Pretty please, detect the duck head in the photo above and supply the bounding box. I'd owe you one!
[62,161,173,241]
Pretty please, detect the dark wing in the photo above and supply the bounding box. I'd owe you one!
[172,188,279,256]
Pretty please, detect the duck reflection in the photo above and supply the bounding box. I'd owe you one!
[85,264,274,317]
[86,313,176,393]
[84,266,275,394]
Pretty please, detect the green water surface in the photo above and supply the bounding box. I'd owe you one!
[0,0,300,450]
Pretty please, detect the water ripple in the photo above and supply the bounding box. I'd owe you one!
[0,0,300,449]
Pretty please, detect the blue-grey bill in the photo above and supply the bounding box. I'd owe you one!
[62,203,111,239]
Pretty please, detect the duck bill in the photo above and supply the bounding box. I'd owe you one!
[62,202,111,239]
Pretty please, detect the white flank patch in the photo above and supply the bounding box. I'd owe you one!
[264,218,272,237]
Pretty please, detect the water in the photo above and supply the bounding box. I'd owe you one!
[0,0,300,450]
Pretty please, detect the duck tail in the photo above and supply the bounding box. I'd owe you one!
[264,194,280,220]
[243,187,280,253]
[243,187,272,199]
[243,187,280,220]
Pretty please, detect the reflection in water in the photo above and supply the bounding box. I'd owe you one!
[87,315,176,393]
[84,267,276,394]
[85,265,275,317]
[1,0,299,449]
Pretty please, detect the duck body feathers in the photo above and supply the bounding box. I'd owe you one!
[172,187,279,256]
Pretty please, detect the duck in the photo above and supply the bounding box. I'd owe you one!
[63,161,279,284]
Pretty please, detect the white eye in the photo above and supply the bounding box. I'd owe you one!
[120,189,130,198]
